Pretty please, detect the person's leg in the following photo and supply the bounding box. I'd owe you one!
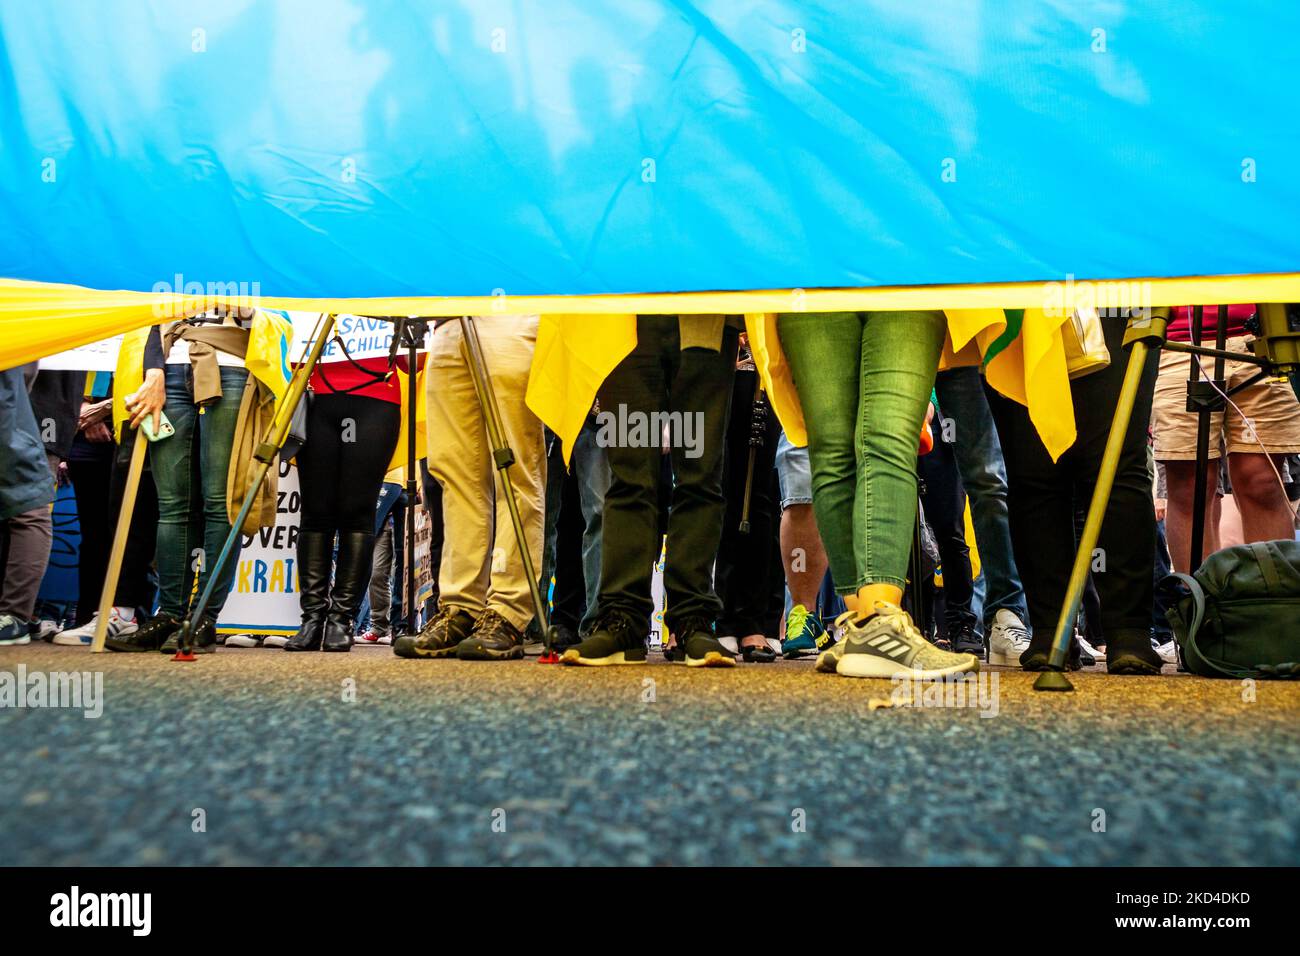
[367,518,394,638]
[320,395,401,651]
[0,506,52,623]
[67,452,114,626]
[536,429,566,635]
[773,431,832,655]
[1152,341,1224,572]
[422,320,492,632]
[1226,453,1296,544]
[933,366,1029,628]
[144,366,198,620]
[193,367,249,622]
[775,434,828,611]
[469,314,546,658]
[663,326,737,639]
[573,416,610,635]
[549,464,586,639]
[1067,315,1161,672]
[987,385,1076,664]
[287,394,343,651]
[776,313,867,603]
[112,435,159,614]
[917,436,978,649]
[853,310,947,611]
[714,368,780,657]
[1162,459,1220,572]
[564,317,670,665]
[714,367,755,640]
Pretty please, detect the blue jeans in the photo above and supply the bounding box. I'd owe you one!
[934,366,1028,629]
[149,364,248,619]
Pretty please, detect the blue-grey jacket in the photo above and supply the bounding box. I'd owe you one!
[0,364,54,521]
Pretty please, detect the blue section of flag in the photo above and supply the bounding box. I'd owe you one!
[0,1,1297,297]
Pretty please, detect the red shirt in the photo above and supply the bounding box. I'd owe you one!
[308,356,401,403]
[1166,304,1255,343]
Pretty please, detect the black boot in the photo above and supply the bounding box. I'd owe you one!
[322,531,372,652]
[284,530,334,652]
[1106,628,1163,675]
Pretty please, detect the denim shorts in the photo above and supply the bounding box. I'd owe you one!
[775,431,813,510]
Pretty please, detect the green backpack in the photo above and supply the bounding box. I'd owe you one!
[1164,540,1300,679]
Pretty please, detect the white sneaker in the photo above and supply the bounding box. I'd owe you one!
[262,634,289,649]
[53,608,137,646]
[223,634,260,648]
[987,609,1030,665]
[1155,640,1179,666]
[36,619,61,642]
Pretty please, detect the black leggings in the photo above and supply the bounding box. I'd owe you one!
[297,394,401,534]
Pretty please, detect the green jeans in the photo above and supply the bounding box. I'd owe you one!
[778,311,946,593]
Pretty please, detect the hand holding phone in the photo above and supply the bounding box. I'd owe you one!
[141,410,175,442]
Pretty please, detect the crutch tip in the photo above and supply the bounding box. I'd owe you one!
[1033,670,1075,692]
[171,650,198,662]
[538,651,562,664]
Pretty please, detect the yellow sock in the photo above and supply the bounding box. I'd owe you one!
[854,584,903,621]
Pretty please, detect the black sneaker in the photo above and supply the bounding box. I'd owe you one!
[561,613,646,666]
[0,614,34,646]
[160,617,217,655]
[456,610,525,661]
[675,618,736,669]
[106,613,179,652]
[950,624,984,657]
[392,607,476,659]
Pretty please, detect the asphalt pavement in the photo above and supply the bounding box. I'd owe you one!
[2,643,1297,865]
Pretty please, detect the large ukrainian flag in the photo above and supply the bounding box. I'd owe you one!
[2,2,1297,457]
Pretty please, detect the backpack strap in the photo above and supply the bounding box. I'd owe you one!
[1250,541,1283,590]
[1168,570,1261,679]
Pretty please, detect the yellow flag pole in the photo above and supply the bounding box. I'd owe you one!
[89,428,149,653]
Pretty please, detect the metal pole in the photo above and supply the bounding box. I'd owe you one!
[89,429,149,653]
[174,314,337,658]
[1035,310,1166,691]
[457,315,555,657]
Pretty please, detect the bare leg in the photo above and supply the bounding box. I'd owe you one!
[780,502,828,612]
[1164,459,1220,572]
[1227,452,1296,544]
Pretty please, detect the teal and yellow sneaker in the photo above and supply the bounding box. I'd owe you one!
[781,604,829,659]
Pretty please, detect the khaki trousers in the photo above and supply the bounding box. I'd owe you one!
[426,316,546,631]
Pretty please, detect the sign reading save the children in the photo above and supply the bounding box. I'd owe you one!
[289,312,424,364]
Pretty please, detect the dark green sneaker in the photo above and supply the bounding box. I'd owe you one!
[676,618,736,669]
[392,607,476,659]
[456,610,525,661]
[160,617,217,655]
[106,613,179,652]
[561,613,646,666]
